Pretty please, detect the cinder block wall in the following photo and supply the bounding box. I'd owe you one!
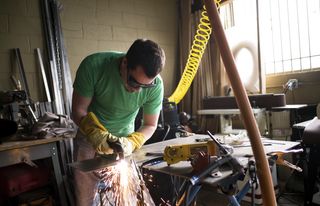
[0,0,178,101]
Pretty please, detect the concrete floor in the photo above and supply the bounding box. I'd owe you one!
[147,166,309,205]
[194,177,306,206]
[195,188,305,206]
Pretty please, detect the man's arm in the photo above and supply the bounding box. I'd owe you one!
[136,112,160,141]
[72,90,92,126]
[72,92,123,155]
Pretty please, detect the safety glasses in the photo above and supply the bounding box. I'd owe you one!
[127,68,156,89]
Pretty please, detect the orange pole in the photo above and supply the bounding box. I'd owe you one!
[203,0,276,205]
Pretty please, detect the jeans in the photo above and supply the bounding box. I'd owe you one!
[73,132,100,206]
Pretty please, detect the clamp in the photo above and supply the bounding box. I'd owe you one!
[268,149,303,172]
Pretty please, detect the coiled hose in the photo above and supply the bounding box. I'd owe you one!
[168,0,221,104]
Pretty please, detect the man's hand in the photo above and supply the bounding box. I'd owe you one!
[107,132,146,156]
[79,112,116,154]
[126,132,147,150]
[79,112,147,156]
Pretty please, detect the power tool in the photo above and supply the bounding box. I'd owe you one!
[163,140,216,165]
[108,140,125,160]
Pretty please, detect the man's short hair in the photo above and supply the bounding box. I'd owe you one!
[126,39,165,78]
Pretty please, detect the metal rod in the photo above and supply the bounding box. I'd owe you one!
[26,104,38,122]
[255,0,263,93]
[10,75,21,90]
[203,0,277,205]
[36,48,52,102]
[50,60,64,114]
[51,0,73,116]
[13,48,30,97]
[40,0,64,114]
[50,0,62,90]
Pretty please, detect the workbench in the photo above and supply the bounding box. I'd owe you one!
[134,134,300,167]
[133,134,300,205]
[0,136,68,206]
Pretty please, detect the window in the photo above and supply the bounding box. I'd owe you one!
[220,0,320,75]
[261,0,320,74]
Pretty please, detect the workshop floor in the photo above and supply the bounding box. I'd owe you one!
[196,189,305,206]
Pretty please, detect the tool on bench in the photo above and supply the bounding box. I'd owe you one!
[145,131,235,174]
[268,148,303,172]
[173,131,245,206]
[190,131,244,188]
[163,139,216,165]
[12,48,38,123]
[207,131,233,155]
[142,145,215,174]
[108,140,125,160]
[0,90,37,132]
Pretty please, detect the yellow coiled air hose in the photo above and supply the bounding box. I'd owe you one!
[168,0,221,104]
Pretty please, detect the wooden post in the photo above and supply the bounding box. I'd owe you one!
[203,0,276,205]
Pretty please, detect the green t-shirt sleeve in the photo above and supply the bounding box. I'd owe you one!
[142,76,164,115]
[73,56,95,97]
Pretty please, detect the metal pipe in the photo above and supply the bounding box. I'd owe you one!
[203,0,277,205]
[51,0,73,116]
[36,48,51,102]
[13,48,30,97]
[40,0,64,114]
[255,0,263,93]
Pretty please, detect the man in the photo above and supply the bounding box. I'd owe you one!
[72,39,165,206]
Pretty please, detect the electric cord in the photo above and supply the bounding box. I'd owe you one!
[162,124,171,141]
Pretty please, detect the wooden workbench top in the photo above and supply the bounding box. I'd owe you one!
[0,136,65,152]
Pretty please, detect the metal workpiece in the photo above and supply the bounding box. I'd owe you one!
[69,153,126,172]
[69,140,126,173]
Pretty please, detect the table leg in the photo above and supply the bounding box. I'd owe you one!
[304,147,320,205]
[51,143,68,206]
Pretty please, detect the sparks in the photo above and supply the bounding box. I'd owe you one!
[93,159,155,206]
[119,160,129,188]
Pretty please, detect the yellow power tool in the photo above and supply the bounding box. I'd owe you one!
[163,141,216,165]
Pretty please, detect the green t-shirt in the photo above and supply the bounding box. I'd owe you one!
[73,52,164,136]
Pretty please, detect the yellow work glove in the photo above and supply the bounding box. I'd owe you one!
[108,132,146,156]
[127,132,147,150]
[79,112,118,154]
